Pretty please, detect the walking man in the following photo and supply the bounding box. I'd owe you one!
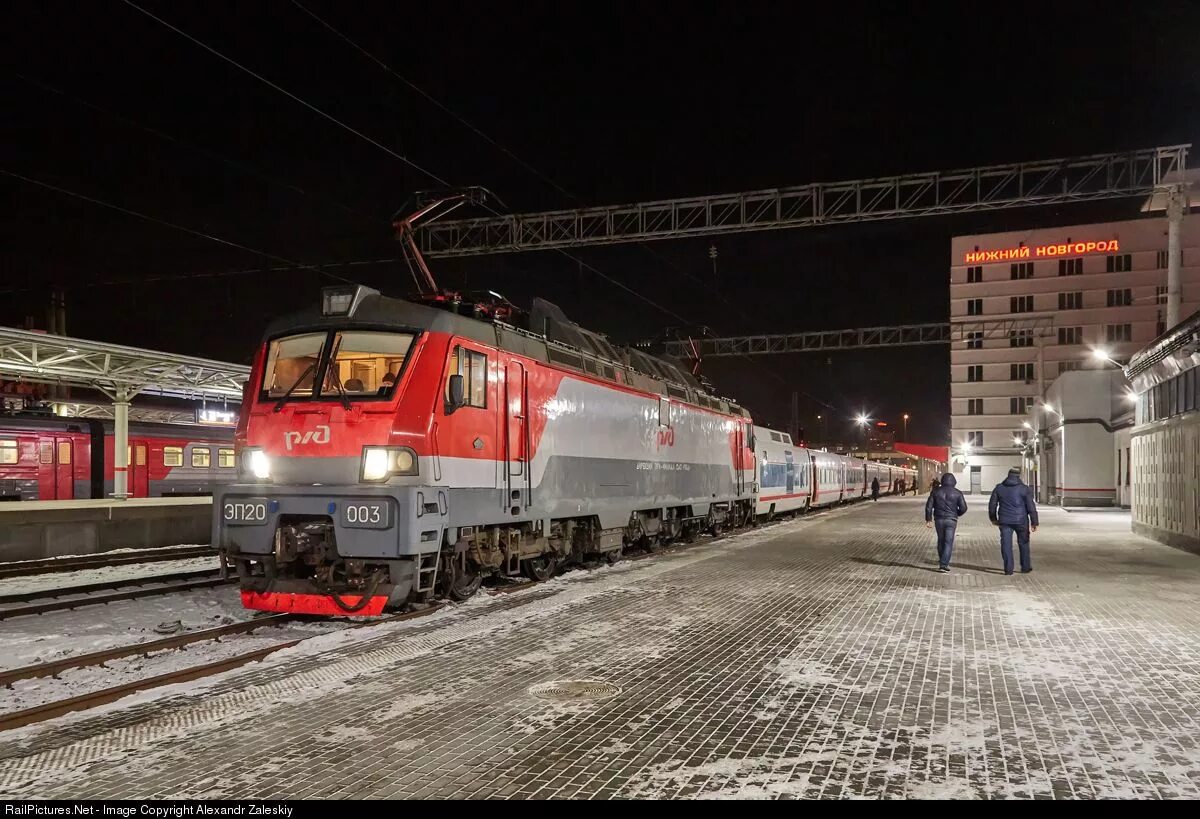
[925,474,967,572]
[870,476,880,502]
[988,467,1039,575]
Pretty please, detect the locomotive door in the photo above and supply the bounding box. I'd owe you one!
[38,437,75,499]
[504,361,530,512]
[734,423,746,495]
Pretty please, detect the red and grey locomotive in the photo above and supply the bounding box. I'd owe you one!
[216,286,757,616]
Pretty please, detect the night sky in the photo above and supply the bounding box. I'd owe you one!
[4,1,1199,443]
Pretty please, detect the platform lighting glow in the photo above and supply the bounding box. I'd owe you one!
[1013,436,1024,446]
[1022,421,1033,429]
[1125,390,1139,403]
[855,414,869,426]
[1092,347,1113,362]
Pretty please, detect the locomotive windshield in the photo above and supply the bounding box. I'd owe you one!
[262,330,416,402]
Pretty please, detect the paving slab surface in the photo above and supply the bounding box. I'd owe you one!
[2,498,1198,799]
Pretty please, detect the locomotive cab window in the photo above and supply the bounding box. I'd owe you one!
[262,332,325,399]
[218,448,236,468]
[0,440,17,465]
[322,331,414,397]
[163,446,183,467]
[192,447,211,468]
[446,346,487,409]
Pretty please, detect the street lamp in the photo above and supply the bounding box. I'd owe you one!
[856,414,870,460]
[902,413,910,441]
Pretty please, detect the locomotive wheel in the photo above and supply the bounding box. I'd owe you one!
[605,545,623,565]
[442,555,482,602]
[523,553,559,581]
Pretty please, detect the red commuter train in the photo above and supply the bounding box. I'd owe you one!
[216,286,757,616]
[0,413,235,500]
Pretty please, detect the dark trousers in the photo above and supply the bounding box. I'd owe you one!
[999,524,1032,574]
[934,520,957,568]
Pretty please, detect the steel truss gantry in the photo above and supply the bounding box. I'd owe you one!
[0,326,249,497]
[661,318,1055,358]
[53,403,208,426]
[419,145,1190,256]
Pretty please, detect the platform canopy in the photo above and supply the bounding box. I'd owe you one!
[0,326,248,400]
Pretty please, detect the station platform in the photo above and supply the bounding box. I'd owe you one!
[2,497,1198,799]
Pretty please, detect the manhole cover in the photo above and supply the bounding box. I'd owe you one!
[527,680,621,702]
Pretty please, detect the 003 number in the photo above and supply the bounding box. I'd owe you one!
[345,504,382,524]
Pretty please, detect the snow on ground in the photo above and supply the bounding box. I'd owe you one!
[0,618,339,715]
[0,555,221,598]
[1,544,212,566]
[2,584,255,671]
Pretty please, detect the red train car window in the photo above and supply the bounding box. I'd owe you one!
[0,440,17,464]
[57,441,71,465]
[39,442,53,464]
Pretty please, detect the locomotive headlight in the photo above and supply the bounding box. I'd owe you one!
[243,448,271,480]
[361,447,418,482]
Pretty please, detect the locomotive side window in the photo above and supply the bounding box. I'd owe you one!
[218,448,236,468]
[163,446,183,467]
[658,397,671,427]
[0,440,17,464]
[323,331,414,397]
[192,447,211,468]
[262,333,325,398]
[446,346,488,409]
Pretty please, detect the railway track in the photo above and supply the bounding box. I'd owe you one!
[0,570,234,620]
[0,606,443,732]
[0,546,216,580]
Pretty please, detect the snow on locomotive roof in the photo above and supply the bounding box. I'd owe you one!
[266,287,748,417]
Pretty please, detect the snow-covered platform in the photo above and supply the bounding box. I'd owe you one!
[2,498,1199,799]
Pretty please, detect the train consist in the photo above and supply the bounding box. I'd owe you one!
[215,284,916,616]
[0,414,235,500]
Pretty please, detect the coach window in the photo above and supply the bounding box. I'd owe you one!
[218,448,236,468]
[192,447,211,468]
[0,440,17,464]
[163,446,183,467]
[659,397,671,427]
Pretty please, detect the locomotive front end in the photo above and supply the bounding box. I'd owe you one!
[215,286,450,616]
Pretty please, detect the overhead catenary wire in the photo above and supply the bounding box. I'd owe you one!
[1,169,356,286]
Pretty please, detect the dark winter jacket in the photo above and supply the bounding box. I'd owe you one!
[988,474,1039,526]
[925,474,968,522]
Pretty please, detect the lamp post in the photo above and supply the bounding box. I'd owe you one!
[856,414,870,461]
[902,413,910,442]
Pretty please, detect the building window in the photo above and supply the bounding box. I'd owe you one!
[966,331,983,349]
[218,448,236,468]
[1060,360,1082,374]
[966,266,983,283]
[967,398,983,415]
[1106,253,1132,273]
[1157,310,1166,337]
[1058,326,1082,345]
[1058,258,1083,276]
[1010,396,1031,415]
[1155,285,1168,305]
[1010,362,1034,381]
[163,446,183,467]
[966,298,983,316]
[1009,329,1033,348]
[191,447,211,468]
[1157,250,1168,269]
[1058,291,1083,310]
[967,365,983,383]
[968,431,984,448]
[1010,262,1034,280]
[1106,288,1132,307]
[1010,295,1034,313]
[0,440,17,465]
[1105,323,1132,343]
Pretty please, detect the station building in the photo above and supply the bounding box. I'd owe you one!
[949,213,1200,495]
